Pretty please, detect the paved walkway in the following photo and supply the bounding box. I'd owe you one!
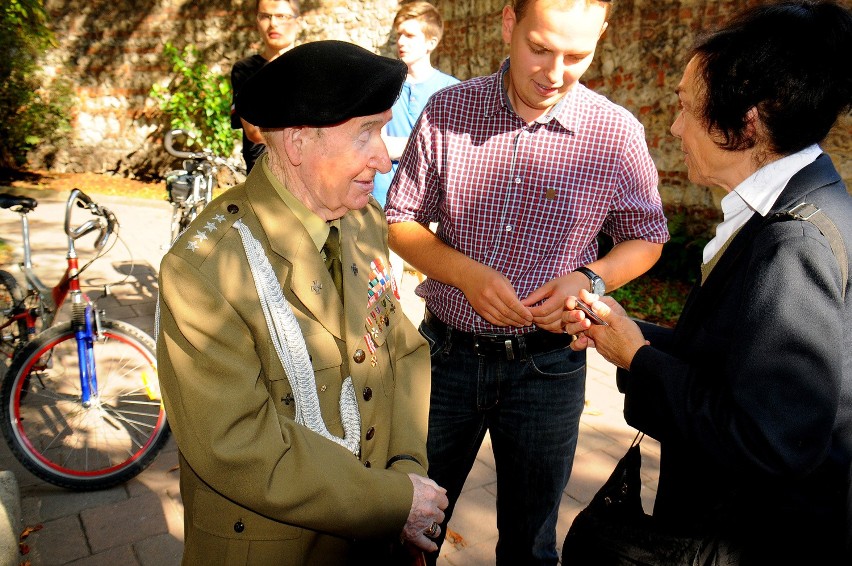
[0,190,660,565]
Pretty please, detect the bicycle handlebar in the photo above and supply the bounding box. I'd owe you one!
[164,129,210,160]
[65,188,117,251]
[163,129,246,177]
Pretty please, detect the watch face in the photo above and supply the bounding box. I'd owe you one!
[592,278,606,295]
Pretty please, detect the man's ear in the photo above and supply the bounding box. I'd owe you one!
[282,126,305,166]
[501,5,516,45]
[426,36,439,53]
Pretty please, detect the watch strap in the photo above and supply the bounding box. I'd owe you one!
[575,266,604,293]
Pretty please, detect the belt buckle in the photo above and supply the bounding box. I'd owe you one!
[474,334,516,361]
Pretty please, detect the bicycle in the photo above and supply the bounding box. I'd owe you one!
[163,129,245,245]
[0,189,170,490]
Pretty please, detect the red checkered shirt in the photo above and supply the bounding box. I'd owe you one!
[385,60,669,333]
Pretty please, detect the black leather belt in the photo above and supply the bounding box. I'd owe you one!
[423,308,572,361]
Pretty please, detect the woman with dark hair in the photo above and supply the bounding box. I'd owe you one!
[568,1,852,563]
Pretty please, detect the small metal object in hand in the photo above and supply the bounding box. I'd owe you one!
[574,299,609,326]
[424,521,440,538]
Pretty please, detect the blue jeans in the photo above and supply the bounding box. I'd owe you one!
[419,318,586,566]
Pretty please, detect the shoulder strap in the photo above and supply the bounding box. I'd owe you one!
[770,202,848,300]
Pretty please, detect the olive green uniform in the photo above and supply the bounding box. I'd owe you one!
[157,164,430,565]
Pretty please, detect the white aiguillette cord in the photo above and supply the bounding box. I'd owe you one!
[235,220,361,456]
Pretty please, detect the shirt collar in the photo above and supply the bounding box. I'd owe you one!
[724,144,823,219]
[261,154,334,252]
[485,58,576,132]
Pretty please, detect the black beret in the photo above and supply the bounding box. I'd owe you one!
[236,40,407,128]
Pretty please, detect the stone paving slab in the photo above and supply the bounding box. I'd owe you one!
[0,192,661,565]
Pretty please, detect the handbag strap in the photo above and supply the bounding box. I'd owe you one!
[769,202,848,300]
[630,431,645,448]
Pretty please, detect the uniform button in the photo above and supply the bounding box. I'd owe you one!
[366,426,375,440]
[227,204,239,214]
[364,460,371,468]
[353,349,366,363]
[234,521,245,533]
[363,387,373,401]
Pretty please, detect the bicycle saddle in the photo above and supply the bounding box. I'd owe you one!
[0,193,37,213]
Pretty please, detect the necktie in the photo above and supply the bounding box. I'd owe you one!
[322,225,343,299]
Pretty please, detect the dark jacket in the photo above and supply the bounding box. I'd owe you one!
[620,154,852,564]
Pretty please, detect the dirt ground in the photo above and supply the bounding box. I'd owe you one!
[0,168,163,200]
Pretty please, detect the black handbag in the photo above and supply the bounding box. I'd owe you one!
[562,433,740,566]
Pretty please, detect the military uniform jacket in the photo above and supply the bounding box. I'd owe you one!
[157,165,431,565]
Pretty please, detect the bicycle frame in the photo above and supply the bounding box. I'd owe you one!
[4,195,94,334]
[3,189,114,405]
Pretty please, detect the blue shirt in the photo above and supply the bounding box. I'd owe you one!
[373,68,459,206]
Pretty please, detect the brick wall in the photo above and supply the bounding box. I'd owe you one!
[33,0,852,222]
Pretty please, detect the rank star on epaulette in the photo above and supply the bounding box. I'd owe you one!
[186,239,200,252]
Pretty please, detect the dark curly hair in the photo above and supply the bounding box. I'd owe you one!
[692,0,852,155]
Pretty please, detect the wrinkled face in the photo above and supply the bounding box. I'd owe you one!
[298,110,393,219]
[396,19,437,68]
[256,0,299,55]
[502,0,608,123]
[671,57,743,192]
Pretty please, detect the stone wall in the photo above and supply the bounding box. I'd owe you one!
[32,0,852,223]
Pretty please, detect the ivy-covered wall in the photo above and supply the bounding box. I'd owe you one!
[34,0,852,221]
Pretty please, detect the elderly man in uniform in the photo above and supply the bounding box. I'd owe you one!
[157,40,447,565]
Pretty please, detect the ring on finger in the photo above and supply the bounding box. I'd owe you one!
[424,521,440,538]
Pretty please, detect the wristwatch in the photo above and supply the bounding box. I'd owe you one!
[575,266,606,295]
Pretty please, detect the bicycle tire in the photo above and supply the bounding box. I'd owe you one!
[0,270,26,364]
[1,319,170,490]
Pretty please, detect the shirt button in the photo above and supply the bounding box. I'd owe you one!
[234,521,245,533]
[505,225,513,233]
[353,349,366,363]
[515,177,521,184]
[363,387,373,401]
[366,426,375,440]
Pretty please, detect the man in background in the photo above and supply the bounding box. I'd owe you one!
[374,1,459,208]
[376,1,459,293]
[230,0,300,173]
[384,0,669,563]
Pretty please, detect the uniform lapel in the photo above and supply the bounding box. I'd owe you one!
[248,175,344,339]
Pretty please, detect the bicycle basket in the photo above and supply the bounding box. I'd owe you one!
[165,170,193,203]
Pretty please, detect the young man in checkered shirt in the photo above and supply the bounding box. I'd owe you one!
[384,0,669,564]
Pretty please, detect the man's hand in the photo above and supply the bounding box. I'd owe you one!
[402,474,448,552]
[459,263,533,328]
[523,272,591,332]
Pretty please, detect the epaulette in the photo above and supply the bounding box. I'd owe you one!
[170,193,249,268]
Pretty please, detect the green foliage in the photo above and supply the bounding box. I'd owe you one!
[610,275,691,328]
[150,43,237,157]
[0,0,73,168]
[648,211,711,284]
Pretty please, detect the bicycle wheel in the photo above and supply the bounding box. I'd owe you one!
[0,270,25,364]
[1,319,170,490]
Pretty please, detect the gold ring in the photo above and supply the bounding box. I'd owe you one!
[424,521,439,538]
